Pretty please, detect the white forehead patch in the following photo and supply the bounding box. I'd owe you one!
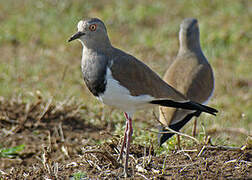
[77,20,85,31]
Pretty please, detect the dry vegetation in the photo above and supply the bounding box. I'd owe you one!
[0,96,251,179]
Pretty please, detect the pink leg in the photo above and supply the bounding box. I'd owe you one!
[118,113,129,160]
[124,113,133,177]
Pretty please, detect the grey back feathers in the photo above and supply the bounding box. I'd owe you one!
[109,49,187,101]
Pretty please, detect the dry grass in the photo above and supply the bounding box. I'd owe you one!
[0,97,251,179]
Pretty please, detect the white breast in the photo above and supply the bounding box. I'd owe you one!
[97,68,154,115]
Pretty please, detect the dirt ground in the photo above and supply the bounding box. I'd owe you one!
[0,97,251,179]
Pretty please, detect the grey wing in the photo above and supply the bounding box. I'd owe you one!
[186,63,214,104]
[109,49,187,101]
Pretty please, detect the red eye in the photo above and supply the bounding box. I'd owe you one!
[89,24,97,31]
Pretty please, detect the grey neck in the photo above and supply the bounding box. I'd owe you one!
[178,29,201,54]
[81,36,112,54]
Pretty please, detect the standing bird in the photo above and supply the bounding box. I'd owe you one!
[158,18,215,146]
[68,18,217,176]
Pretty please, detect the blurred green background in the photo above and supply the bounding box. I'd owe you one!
[0,0,251,148]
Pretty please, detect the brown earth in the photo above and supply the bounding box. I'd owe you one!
[0,97,251,179]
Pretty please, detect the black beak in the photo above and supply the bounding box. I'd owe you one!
[68,32,85,42]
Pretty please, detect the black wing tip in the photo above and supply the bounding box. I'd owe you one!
[195,102,218,115]
[158,111,201,146]
[159,134,173,146]
[158,127,174,146]
[150,99,218,116]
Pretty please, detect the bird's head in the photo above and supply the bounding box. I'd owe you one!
[68,18,111,49]
[179,18,200,51]
[180,18,199,37]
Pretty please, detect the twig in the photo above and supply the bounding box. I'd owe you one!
[240,160,252,166]
[37,98,53,122]
[224,159,252,166]
[147,141,153,165]
[61,146,70,159]
[0,169,7,175]
[197,146,206,157]
[129,154,137,164]
[204,136,212,145]
[47,131,52,153]
[224,159,237,164]
[13,102,31,133]
[99,170,112,177]
[66,162,78,168]
[131,159,135,178]
[41,144,52,175]
[145,128,199,144]
[176,151,192,161]
[53,162,59,179]
[0,116,18,124]
[90,154,101,167]
[152,110,200,144]
[179,165,188,173]
[87,159,101,171]
[136,165,147,173]
[176,149,198,153]
[152,110,164,126]
[59,65,68,89]
[142,144,147,168]
[162,155,168,175]
[58,122,64,142]
[83,149,120,167]
[166,162,199,169]
[205,145,241,151]
[136,172,148,180]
